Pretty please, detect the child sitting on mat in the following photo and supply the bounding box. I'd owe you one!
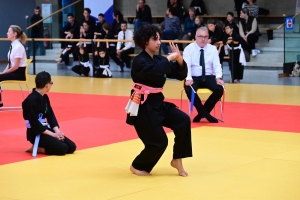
[71,40,93,77]
[22,71,76,155]
[94,41,112,78]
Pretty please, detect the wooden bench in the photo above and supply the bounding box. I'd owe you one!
[129,54,231,60]
[259,23,284,41]
[124,14,285,24]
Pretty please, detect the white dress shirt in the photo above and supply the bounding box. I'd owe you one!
[183,42,222,80]
[117,29,135,50]
[8,39,27,67]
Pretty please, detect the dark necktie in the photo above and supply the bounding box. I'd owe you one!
[8,45,12,68]
[200,49,206,82]
[121,31,125,49]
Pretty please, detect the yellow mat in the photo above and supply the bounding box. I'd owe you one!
[1,127,300,200]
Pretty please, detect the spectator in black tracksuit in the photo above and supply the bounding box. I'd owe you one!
[30,6,45,55]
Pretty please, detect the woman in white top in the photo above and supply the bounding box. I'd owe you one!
[0,25,27,107]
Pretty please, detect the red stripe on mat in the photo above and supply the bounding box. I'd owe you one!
[0,90,299,165]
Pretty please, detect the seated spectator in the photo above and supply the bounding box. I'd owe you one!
[72,40,92,77]
[55,29,78,68]
[101,23,125,71]
[207,19,224,45]
[61,13,80,49]
[134,0,152,32]
[112,11,124,38]
[161,7,183,54]
[239,8,259,55]
[167,0,185,21]
[190,16,205,40]
[81,8,96,32]
[207,19,225,64]
[190,0,207,15]
[23,71,76,156]
[79,21,94,53]
[113,21,135,71]
[181,7,196,46]
[216,20,225,31]
[225,12,239,35]
[94,13,106,40]
[159,0,185,31]
[183,27,224,123]
[244,0,259,18]
[94,43,112,78]
[223,24,245,83]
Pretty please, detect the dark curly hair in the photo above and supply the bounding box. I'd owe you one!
[133,25,161,49]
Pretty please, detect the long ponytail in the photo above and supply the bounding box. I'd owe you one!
[10,25,27,45]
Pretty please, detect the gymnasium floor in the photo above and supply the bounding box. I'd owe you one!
[0,62,300,200]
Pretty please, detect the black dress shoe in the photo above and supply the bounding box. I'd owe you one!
[120,63,125,72]
[205,114,218,123]
[0,103,3,107]
[193,114,203,122]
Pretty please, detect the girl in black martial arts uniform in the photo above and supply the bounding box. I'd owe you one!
[125,24,192,177]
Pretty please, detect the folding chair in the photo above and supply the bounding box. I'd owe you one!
[0,59,32,110]
[180,81,225,122]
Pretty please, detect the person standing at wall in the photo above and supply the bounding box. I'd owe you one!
[30,6,45,56]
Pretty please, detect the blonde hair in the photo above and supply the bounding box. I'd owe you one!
[195,16,203,24]
[10,25,27,45]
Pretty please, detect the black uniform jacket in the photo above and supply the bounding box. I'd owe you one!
[22,89,59,141]
[126,50,187,126]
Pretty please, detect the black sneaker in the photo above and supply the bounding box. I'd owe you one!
[0,103,3,107]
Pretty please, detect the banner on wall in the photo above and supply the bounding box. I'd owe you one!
[84,0,114,24]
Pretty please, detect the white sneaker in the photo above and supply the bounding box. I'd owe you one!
[252,50,257,57]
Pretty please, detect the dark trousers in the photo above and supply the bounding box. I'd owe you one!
[109,46,122,66]
[240,33,258,53]
[72,64,90,76]
[184,75,223,116]
[60,49,78,65]
[0,67,26,102]
[120,47,135,68]
[132,106,192,173]
[219,45,225,66]
[228,49,244,81]
[29,134,76,156]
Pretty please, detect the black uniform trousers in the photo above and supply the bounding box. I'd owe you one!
[228,49,244,82]
[0,67,26,102]
[132,106,192,173]
[60,49,78,65]
[29,133,76,156]
[184,75,223,116]
[72,65,90,76]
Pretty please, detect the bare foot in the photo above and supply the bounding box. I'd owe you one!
[55,58,62,63]
[171,159,188,177]
[25,146,33,152]
[25,146,45,154]
[130,165,151,176]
